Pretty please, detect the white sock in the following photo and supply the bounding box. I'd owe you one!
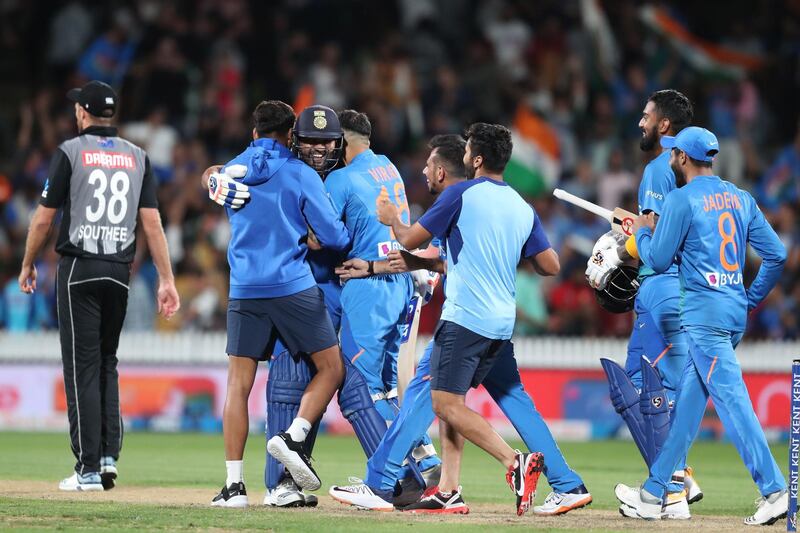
[225,460,243,486]
[286,417,312,442]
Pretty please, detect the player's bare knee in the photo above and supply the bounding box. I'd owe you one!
[431,391,458,421]
[311,345,345,380]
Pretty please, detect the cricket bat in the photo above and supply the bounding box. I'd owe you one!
[553,188,637,236]
[397,296,422,403]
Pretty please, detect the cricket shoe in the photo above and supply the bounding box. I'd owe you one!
[58,471,104,492]
[533,484,592,516]
[402,485,469,514]
[329,477,394,511]
[684,466,703,504]
[505,451,544,516]
[211,482,248,508]
[264,477,317,508]
[744,489,788,526]
[614,483,661,520]
[100,456,117,490]
[395,463,442,507]
[267,432,320,491]
[661,490,691,519]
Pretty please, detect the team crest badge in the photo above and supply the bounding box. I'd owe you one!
[313,110,327,129]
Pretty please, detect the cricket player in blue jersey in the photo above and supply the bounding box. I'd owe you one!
[209,100,350,508]
[329,134,590,515]
[586,90,702,517]
[207,105,434,506]
[615,127,788,526]
[324,110,440,477]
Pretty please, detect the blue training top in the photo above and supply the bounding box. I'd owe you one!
[636,175,786,332]
[418,177,551,339]
[223,138,350,299]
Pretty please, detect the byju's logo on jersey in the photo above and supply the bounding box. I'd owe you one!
[377,240,402,257]
[705,272,719,287]
[645,190,663,201]
[97,138,114,148]
[705,271,743,288]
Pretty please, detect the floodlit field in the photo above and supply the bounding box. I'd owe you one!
[0,432,789,531]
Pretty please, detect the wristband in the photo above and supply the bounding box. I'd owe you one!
[625,234,639,260]
[367,261,374,275]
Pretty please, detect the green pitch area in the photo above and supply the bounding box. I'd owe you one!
[0,432,789,531]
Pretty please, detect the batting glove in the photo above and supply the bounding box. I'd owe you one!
[410,269,440,305]
[586,241,623,290]
[209,164,249,209]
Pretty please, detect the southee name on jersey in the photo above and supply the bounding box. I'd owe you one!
[77,224,129,242]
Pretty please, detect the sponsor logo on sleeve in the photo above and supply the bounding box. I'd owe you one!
[645,190,663,201]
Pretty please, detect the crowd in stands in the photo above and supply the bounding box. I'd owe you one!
[0,0,797,339]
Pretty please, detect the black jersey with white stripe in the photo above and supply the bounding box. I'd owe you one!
[40,126,158,263]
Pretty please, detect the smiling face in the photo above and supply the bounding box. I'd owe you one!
[423,148,444,194]
[295,138,336,171]
[638,100,662,152]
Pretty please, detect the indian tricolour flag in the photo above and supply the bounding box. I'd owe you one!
[639,5,764,79]
[504,104,560,197]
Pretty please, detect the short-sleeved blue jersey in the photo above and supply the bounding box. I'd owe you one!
[418,177,550,339]
[325,150,410,261]
[636,175,786,332]
[638,150,679,278]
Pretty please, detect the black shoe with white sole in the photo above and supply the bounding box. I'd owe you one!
[267,432,321,491]
[211,482,249,508]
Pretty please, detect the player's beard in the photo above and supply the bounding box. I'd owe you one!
[464,158,477,179]
[639,125,658,151]
[671,161,687,188]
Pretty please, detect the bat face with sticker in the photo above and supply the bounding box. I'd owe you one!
[553,188,637,236]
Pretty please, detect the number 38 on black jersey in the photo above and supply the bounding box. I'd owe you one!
[40,126,158,263]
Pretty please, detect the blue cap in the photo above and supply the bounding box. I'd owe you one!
[660,126,719,162]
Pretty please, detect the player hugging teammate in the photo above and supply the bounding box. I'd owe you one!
[195,91,788,525]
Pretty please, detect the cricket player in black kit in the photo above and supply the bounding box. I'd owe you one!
[18,81,180,491]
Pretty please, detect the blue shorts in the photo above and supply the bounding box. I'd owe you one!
[226,286,338,360]
[273,281,343,358]
[429,320,510,395]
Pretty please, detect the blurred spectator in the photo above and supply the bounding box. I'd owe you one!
[515,262,548,336]
[0,0,797,339]
[758,122,800,209]
[76,10,138,86]
[123,108,179,183]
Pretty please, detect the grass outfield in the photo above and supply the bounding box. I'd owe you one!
[0,431,789,531]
